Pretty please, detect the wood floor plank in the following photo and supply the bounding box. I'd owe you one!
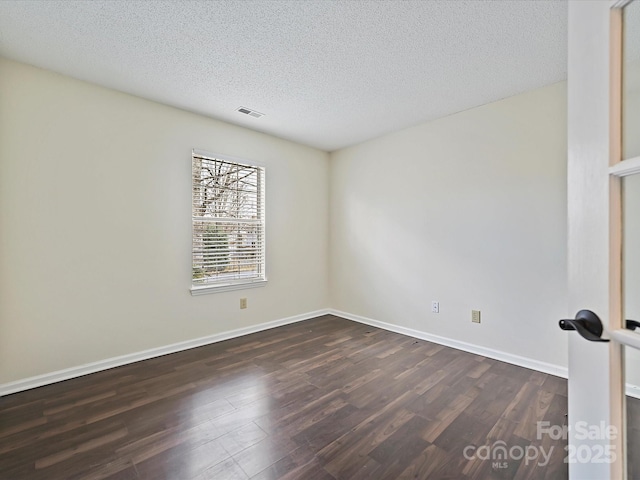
[0,315,572,479]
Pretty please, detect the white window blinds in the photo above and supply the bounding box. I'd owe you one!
[192,151,265,290]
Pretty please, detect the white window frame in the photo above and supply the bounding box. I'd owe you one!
[190,149,267,296]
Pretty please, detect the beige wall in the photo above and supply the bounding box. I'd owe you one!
[0,58,330,384]
[0,58,571,388]
[329,82,569,368]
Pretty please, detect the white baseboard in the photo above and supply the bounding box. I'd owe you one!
[6,307,633,399]
[0,309,330,396]
[331,309,640,398]
[329,309,569,379]
[5,307,606,397]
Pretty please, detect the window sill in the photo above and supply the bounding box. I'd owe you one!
[190,279,268,296]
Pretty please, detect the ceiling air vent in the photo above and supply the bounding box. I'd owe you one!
[236,106,265,118]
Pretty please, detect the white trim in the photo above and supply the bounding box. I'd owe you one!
[1,308,570,397]
[0,309,330,397]
[191,148,266,168]
[190,279,267,295]
[329,309,568,379]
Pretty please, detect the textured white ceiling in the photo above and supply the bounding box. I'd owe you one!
[0,0,567,152]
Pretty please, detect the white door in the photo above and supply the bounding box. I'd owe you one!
[567,1,640,479]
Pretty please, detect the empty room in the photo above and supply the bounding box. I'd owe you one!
[1,1,638,479]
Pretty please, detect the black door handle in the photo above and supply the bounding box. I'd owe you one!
[626,319,640,331]
[559,310,609,342]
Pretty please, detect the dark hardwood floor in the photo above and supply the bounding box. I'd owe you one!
[0,315,569,479]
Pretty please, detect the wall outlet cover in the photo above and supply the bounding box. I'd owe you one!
[431,301,439,313]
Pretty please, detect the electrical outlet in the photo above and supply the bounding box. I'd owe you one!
[431,301,439,313]
[240,298,247,309]
[472,310,481,323]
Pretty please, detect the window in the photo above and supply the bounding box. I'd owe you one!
[191,150,266,294]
